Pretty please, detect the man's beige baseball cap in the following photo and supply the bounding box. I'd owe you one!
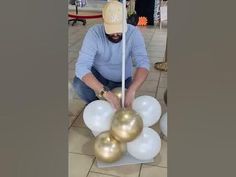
[102,1,127,34]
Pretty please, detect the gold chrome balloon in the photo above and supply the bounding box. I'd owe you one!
[111,87,126,100]
[94,131,126,163]
[111,108,143,142]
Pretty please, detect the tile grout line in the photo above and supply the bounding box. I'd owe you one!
[68,31,84,47]
[86,157,96,177]
[89,171,120,177]
[69,152,94,157]
[144,163,168,168]
[138,164,143,177]
[155,71,162,98]
[68,114,80,129]
[68,106,85,129]
[68,152,94,157]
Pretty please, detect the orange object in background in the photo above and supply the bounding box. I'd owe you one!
[137,16,148,26]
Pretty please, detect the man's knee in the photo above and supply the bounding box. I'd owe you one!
[72,76,97,103]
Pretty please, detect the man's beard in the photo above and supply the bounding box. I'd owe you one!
[105,33,123,43]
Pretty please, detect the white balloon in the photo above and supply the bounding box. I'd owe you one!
[160,112,167,137]
[132,95,162,127]
[127,127,161,160]
[83,100,115,133]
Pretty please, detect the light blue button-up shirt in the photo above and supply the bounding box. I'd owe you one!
[75,24,150,82]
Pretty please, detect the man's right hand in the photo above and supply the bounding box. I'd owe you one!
[103,91,121,110]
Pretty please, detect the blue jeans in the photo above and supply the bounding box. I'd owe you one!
[73,67,132,104]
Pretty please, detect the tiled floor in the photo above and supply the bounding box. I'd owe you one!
[68,17,167,177]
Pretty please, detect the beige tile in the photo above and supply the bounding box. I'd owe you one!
[68,98,86,116]
[68,56,76,63]
[135,91,156,98]
[69,127,95,155]
[156,87,167,100]
[148,53,165,59]
[150,121,161,134]
[68,69,75,82]
[150,38,166,44]
[91,160,141,177]
[159,99,167,114]
[149,57,165,64]
[159,77,167,88]
[69,153,94,177]
[88,172,118,177]
[146,71,161,81]
[68,52,79,63]
[69,115,78,128]
[149,64,164,72]
[139,80,158,93]
[151,35,166,40]
[140,165,167,177]
[147,139,167,168]
[148,48,166,55]
[72,111,87,128]
[70,41,83,52]
[148,42,166,48]
[160,71,168,78]
[68,59,77,70]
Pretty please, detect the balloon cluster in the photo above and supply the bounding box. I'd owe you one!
[83,87,166,163]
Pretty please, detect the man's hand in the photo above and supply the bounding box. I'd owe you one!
[125,87,136,108]
[103,91,121,110]
[124,68,149,107]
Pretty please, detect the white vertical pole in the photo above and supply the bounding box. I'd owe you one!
[121,0,126,108]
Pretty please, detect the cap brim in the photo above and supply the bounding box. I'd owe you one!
[104,23,127,34]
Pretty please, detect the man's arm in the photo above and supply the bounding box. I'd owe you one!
[125,27,150,107]
[129,68,149,91]
[82,73,121,109]
[125,68,149,107]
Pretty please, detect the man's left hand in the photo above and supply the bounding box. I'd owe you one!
[125,87,136,108]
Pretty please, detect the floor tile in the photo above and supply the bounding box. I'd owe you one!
[69,153,94,177]
[90,160,141,177]
[69,115,78,128]
[159,99,167,114]
[146,71,161,81]
[148,139,167,167]
[159,77,167,88]
[147,48,166,55]
[135,91,156,98]
[69,127,95,155]
[68,60,77,72]
[148,43,166,50]
[139,80,158,93]
[68,52,79,64]
[88,172,119,177]
[68,69,75,82]
[69,33,83,46]
[148,51,165,58]
[160,71,168,78]
[72,110,87,128]
[68,97,86,116]
[150,121,161,134]
[149,57,165,64]
[156,87,167,100]
[140,165,167,177]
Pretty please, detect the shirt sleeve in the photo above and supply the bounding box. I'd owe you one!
[131,28,150,70]
[75,28,97,80]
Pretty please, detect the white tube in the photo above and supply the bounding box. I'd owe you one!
[121,0,126,108]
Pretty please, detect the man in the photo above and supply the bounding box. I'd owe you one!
[73,1,150,109]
